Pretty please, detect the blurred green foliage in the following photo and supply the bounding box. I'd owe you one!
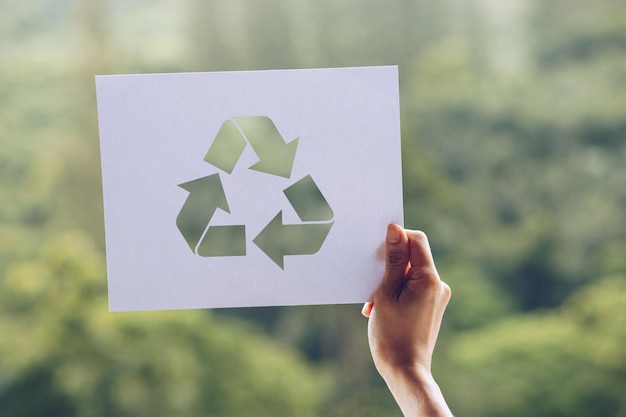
[0,232,332,416]
[1,0,625,415]
[443,277,626,417]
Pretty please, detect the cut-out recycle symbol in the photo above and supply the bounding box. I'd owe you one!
[176,116,334,269]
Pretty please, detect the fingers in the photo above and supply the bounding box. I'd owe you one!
[404,230,450,316]
[363,226,440,319]
[362,302,373,318]
[406,230,441,285]
[380,224,410,296]
[407,230,437,277]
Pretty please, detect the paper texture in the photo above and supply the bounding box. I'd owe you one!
[96,66,403,311]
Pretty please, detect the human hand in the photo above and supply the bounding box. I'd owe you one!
[362,224,453,416]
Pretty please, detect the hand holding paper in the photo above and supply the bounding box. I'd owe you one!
[363,224,453,417]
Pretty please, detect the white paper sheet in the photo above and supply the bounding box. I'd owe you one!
[96,66,403,311]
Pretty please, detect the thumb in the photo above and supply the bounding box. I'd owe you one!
[380,224,409,296]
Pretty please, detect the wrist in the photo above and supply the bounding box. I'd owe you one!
[374,351,431,386]
[382,362,434,395]
[381,364,453,417]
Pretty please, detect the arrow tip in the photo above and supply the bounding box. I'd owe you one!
[248,137,299,179]
[178,173,230,213]
[253,211,285,269]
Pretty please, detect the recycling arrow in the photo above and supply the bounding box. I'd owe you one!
[204,116,299,178]
[252,174,334,269]
[283,175,334,222]
[176,173,246,256]
[253,211,334,270]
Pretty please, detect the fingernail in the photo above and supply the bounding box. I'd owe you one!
[361,302,372,318]
[387,225,400,244]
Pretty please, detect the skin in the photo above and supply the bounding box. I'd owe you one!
[362,224,453,417]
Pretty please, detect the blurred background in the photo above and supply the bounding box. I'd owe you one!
[1,0,625,416]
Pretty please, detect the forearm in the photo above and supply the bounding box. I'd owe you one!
[381,365,453,417]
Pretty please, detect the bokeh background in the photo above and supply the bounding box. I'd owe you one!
[1,0,625,416]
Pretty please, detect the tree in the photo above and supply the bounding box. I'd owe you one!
[0,231,333,417]
[440,276,626,417]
